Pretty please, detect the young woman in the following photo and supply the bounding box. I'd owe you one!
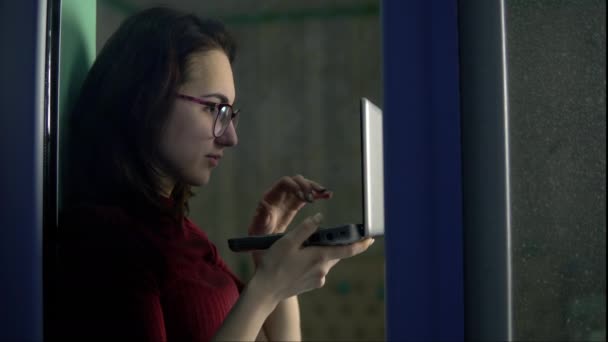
[57,7,373,341]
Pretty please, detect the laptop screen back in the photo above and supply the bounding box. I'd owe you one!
[361,98,385,236]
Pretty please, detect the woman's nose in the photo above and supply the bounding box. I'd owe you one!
[216,121,238,147]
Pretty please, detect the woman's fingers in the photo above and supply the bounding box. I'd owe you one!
[308,179,328,193]
[263,176,305,202]
[326,258,340,270]
[306,238,375,261]
[264,175,331,204]
[283,213,323,247]
[292,175,314,202]
[292,175,332,202]
[258,216,374,300]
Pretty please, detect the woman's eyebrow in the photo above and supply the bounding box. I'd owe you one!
[200,93,230,103]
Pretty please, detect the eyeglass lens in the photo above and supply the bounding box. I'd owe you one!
[214,105,237,137]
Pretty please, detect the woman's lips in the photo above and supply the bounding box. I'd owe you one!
[206,154,221,167]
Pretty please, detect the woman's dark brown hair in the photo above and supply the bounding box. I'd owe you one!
[64,7,236,218]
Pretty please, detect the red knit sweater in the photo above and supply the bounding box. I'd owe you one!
[57,202,244,341]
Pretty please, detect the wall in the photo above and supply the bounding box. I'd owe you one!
[506,1,606,340]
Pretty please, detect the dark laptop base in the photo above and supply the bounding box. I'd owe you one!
[228,224,365,252]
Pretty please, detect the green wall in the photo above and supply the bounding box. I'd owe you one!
[58,0,96,208]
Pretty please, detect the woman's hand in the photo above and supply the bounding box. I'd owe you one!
[212,214,373,342]
[248,175,332,237]
[251,213,375,302]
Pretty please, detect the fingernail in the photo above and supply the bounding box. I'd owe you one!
[313,213,323,224]
[315,187,328,193]
[317,191,332,198]
[306,192,314,202]
[297,191,305,200]
[369,238,375,245]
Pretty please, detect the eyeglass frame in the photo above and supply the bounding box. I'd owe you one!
[175,93,240,137]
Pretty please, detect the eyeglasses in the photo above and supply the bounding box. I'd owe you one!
[175,93,240,137]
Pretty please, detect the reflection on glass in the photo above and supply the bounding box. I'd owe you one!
[55,1,385,341]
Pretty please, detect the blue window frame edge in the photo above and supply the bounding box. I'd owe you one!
[0,0,46,340]
[382,0,464,340]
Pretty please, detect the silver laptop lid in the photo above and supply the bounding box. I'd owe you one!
[361,98,385,236]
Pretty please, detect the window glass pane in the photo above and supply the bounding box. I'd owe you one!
[96,1,384,340]
[507,1,606,340]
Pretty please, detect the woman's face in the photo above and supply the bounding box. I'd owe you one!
[158,49,238,195]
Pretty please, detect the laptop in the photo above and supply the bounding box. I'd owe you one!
[228,98,384,251]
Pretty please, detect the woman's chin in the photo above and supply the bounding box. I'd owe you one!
[186,172,211,187]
